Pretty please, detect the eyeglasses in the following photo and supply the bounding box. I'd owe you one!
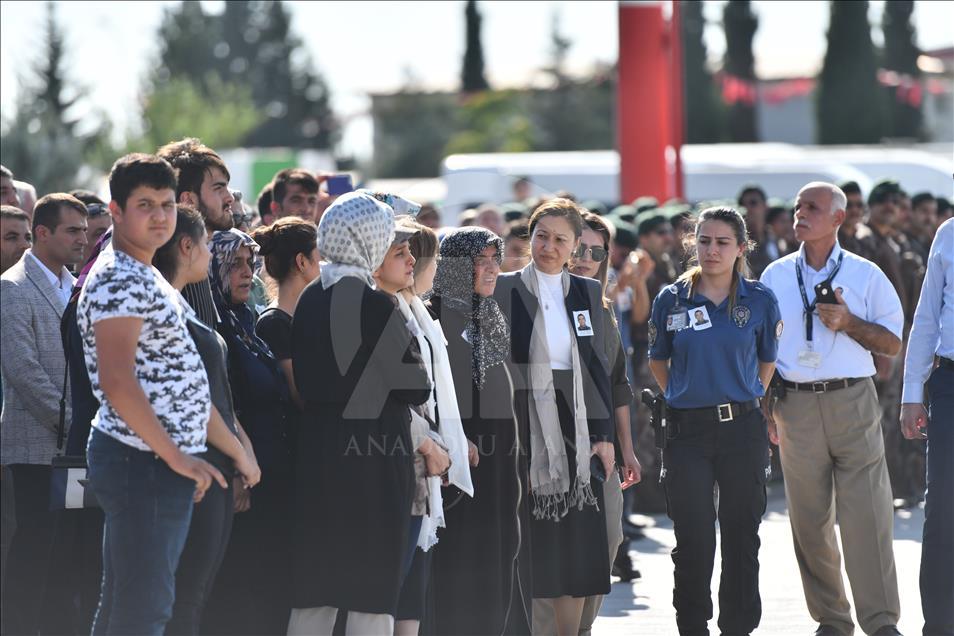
[86,203,109,217]
[574,243,607,262]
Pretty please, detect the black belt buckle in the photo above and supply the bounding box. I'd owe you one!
[717,403,733,422]
[812,382,827,393]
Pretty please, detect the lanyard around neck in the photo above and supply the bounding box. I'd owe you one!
[795,252,844,346]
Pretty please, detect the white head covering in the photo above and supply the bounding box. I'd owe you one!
[318,191,397,288]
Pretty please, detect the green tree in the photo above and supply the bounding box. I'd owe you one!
[128,77,262,153]
[723,0,758,141]
[371,91,458,178]
[882,1,921,139]
[148,0,337,150]
[446,90,534,155]
[817,1,883,144]
[0,2,111,194]
[681,1,722,143]
[461,0,490,93]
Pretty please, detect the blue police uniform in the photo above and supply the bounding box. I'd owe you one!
[648,274,782,636]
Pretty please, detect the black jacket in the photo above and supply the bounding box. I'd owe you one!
[290,276,430,615]
[493,270,614,443]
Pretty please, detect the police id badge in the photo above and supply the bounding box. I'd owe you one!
[732,305,751,328]
[666,310,688,332]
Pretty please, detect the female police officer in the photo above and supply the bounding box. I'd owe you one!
[647,206,781,636]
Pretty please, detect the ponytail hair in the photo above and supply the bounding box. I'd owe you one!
[676,206,752,311]
[249,216,318,283]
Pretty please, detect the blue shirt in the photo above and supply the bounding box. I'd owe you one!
[648,275,781,409]
[902,217,954,403]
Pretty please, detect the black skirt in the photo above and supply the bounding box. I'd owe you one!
[530,369,611,599]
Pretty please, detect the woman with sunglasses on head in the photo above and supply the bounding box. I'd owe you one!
[493,198,616,636]
[647,206,780,636]
[568,211,643,635]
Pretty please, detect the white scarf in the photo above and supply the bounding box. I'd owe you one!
[397,294,474,550]
[520,265,597,521]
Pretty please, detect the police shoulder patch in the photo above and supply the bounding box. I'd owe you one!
[775,319,784,339]
[732,304,751,327]
[648,321,657,347]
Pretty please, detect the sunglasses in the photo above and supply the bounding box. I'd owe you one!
[86,203,110,217]
[574,243,607,262]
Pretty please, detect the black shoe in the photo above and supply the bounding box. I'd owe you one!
[871,626,902,636]
[611,550,640,582]
[814,626,846,636]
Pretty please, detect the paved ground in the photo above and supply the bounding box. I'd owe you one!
[595,484,925,635]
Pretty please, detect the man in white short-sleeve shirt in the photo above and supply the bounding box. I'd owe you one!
[77,154,225,636]
[761,182,903,636]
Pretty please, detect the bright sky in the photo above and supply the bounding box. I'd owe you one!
[2,0,952,161]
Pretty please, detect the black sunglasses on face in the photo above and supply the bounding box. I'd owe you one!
[574,243,607,262]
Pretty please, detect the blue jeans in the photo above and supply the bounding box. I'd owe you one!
[922,365,954,636]
[87,430,196,636]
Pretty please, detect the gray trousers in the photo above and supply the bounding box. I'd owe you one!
[287,606,394,636]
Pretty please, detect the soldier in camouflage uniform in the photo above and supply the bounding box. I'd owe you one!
[857,180,926,505]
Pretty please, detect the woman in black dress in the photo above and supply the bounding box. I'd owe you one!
[493,198,615,636]
[250,217,319,411]
[153,207,262,636]
[429,227,533,636]
[288,192,432,635]
[201,229,294,636]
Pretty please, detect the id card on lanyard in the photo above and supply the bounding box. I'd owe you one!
[795,253,843,368]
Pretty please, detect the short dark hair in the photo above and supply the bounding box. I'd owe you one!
[68,189,105,206]
[529,197,584,238]
[271,168,320,207]
[152,205,206,281]
[840,181,862,197]
[257,182,274,219]
[109,153,178,210]
[505,218,530,242]
[911,192,935,209]
[156,138,230,200]
[249,216,318,283]
[737,185,766,206]
[1,205,29,222]
[33,193,88,234]
[766,206,792,225]
[0,165,12,179]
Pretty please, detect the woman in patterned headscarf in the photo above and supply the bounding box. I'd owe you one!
[202,228,294,636]
[287,192,432,635]
[428,227,533,636]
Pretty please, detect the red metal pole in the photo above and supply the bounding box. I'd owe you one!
[617,1,671,203]
[669,0,685,201]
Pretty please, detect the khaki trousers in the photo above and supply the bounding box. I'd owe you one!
[532,470,624,635]
[775,377,900,635]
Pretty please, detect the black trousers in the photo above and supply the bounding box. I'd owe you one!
[662,408,769,636]
[167,478,234,636]
[1,464,57,636]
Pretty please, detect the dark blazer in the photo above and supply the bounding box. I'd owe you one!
[493,268,614,443]
[290,276,431,615]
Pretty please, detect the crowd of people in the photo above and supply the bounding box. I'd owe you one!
[0,141,951,636]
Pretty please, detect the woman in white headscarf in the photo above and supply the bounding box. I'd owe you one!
[286,192,432,636]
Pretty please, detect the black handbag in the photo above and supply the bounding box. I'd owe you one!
[49,320,98,510]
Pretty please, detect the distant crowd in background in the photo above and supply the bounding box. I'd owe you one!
[0,139,952,636]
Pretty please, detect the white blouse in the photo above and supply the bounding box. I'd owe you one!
[535,267,573,370]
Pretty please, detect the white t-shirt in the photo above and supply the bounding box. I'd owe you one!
[77,245,210,453]
[535,268,573,370]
